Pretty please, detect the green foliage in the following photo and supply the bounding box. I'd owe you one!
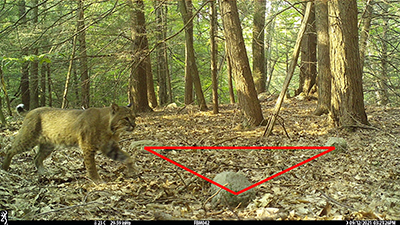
[1,0,400,109]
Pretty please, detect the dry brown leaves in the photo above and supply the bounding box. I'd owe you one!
[0,99,399,220]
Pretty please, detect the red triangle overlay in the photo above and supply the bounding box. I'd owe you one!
[143,146,335,195]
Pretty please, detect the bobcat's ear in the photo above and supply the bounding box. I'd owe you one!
[111,103,119,113]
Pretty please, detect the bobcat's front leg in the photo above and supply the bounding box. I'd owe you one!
[101,141,136,177]
[82,146,101,183]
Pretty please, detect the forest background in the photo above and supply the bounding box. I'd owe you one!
[0,0,398,118]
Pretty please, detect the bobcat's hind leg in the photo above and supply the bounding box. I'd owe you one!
[34,143,55,175]
[2,134,38,171]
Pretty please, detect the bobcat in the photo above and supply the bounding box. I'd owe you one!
[2,103,136,183]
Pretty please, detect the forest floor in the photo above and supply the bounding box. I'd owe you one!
[0,97,399,221]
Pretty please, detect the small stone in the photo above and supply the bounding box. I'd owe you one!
[210,171,255,208]
[325,137,347,152]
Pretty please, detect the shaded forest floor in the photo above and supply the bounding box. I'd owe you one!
[1,98,399,220]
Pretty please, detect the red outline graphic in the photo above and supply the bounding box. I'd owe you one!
[144,146,335,195]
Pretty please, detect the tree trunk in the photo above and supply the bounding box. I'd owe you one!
[252,0,266,94]
[77,0,89,109]
[0,65,12,116]
[62,35,77,109]
[180,0,208,111]
[264,2,312,137]
[296,2,316,96]
[155,1,170,106]
[313,0,331,116]
[145,41,157,109]
[30,0,39,109]
[19,0,30,110]
[210,0,218,114]
[329,0,368,127]
[376,2,389,106]
[40,63,47,106]
[220,0,263,126]
[47,64,52,107]
[128,0,152,112]
[226,42,235,104]
[359,0,373,70]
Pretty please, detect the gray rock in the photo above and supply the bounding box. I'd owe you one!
[210,171,255,208]
[130,140,164,154]
[325,137,347,152]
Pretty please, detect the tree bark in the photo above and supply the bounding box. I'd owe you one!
[77,0,89,108]
[155,1,170,106]
[264,2,312,136]
[221,0,263,126]
[180,0,208,111]
[128,0,152,112]
[329,0,368,127]
[313,0,331,116]
[296,2,316,96]
[376,2,388,106]
[252,0,266,94]
[62,34,77,109]
[30,0,39,109]
[210,0,218,114]
[359,0,373,70]
[19,0,30,110]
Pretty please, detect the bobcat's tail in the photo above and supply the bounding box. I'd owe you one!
[16,104,27,116]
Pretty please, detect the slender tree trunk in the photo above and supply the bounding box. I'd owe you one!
[180,0,208,111]
[376,2,389,105]
[220,0,263,126]
[226,43,235,104]
[128,0,152,112]
[329,0,368,127]
[47,64,52,107]
[145,41,157,108]
[155,1,169,106]
[40,62,46,106]
[62,35,77,109]
[252,0,266,94]
[210,0,218,114]
[77,0,89,108]
[359,0,373,70]
[296,2,316,96]
[264,2,312,136]
[0,66,12,116]
[30,0,39,109]
[314,0,331,116]
[19,0,30,110]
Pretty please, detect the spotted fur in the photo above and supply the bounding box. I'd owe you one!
[2,103,136,183]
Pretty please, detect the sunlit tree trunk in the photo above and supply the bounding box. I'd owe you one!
[296,2,316,96]
[128,0,152,112]
[329,0,368,127]
[155,1,170,106]
[180,0,207,111]
[252,0,266,94]
[210,0,218,114]
[221,0,263,126]
[314,0,331,116]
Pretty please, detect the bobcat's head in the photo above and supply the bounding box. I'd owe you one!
[110,103,136,135]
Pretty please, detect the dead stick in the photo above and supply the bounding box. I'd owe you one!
[264,1,312,137]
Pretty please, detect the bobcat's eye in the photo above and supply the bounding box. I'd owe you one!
[124,117,135,131]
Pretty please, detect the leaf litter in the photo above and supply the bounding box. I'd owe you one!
[0,98,399,220]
